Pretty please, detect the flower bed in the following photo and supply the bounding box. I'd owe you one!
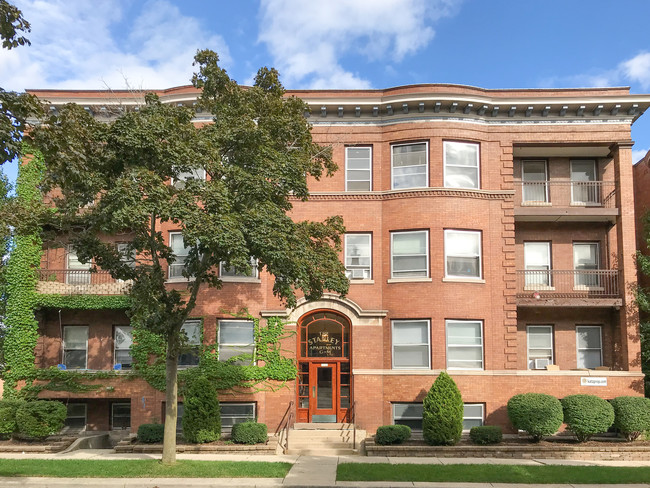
[0,435,76,453]
[114,436,278,454]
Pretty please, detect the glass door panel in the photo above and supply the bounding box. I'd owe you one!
[522,161,548,203]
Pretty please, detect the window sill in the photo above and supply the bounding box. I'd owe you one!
[166,277,195,284]
[350,279,374,285]
[220,277,262,283]
[442,277,485,284]
[522,201,551,207]
[387,278,432,284]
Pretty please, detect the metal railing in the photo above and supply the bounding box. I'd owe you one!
[274,400,295,454]
[516,270,620,298]
[514,180,616,208]
[36,269,131,295]
[343,400,358,449]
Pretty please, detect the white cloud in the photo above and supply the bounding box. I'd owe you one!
[621,52,650,89]
[0,0,231,91]
[633,148,649,164]
[258,0,461,89]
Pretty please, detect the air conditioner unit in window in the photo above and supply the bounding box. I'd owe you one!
[351,269,366,279]
[534,358,551,370]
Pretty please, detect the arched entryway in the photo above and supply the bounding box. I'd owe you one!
[297,310,351,423]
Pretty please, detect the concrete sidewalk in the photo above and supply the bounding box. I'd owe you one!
[0,450,650,487]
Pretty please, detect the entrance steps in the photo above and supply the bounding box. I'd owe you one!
[285,423,366,456]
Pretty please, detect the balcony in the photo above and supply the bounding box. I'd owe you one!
[513,181,618,222]
[516,270,621,307]
[36,269,131,295]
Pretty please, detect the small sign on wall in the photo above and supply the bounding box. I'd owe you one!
[581,377,607,387]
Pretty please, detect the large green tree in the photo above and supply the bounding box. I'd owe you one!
[31,50,349,464]
[636,213,650,396]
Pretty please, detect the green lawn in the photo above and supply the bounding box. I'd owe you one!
[337,463,650,484]
[0,459,292,478]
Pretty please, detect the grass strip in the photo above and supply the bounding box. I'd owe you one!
[337,463,650,484]
[0,459,292,478]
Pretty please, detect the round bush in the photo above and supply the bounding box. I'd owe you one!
[561,395,614,442]
[182,376,221,443]
[469,426,502,445]
[375,425,411,445]
[507,393,563,442]
[231,422,267,444]
[0,400,26,439]
[137,423,165,443]
[423,372,464,446]
[15,401,66,440]
[611,396,650,441]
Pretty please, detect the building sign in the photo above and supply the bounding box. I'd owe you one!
[307,330,342,357]
[581,377,607,387]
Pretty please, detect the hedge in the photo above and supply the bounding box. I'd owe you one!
[561,395,614,442]
[181,376,221,443]
[423,372,463,446]
[507,393,563,442]
[375,425,411,445]
[137,423,165,443]
[469,426,502,445]
[611,396,650,441]
[231,422,267,444]
[15,401,66,440]
[0,400,26,439]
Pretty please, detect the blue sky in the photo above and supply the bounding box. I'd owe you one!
[2,0,650,184]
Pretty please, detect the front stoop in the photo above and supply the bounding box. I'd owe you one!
[284,423,366,455]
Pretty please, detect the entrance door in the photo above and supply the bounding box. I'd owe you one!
[309,362,337,422]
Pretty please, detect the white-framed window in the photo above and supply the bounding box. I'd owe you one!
[64,403,87,429]
[446,320,483,370]
[168,232,191,280]
[576,325,602,369]
[114,325,133,369]
[218,320,255,365]
[221,403,256,433]
[573,242,600,288]
[463,403,484,431]
[391,230,429,278]
[66,245,91,285]
[345,234,371,280]
[346,146,372,191]
[392,320,430,369]
[219,258,259,279]
[444,230,482,279]
[63,326,88,370]
[527,325,553,369]
[570,160,597,205]
[391,142,428,190]
[522,160,548,203]
[524,241,552,287]
[444,141,480,189]
[172,167,206,189]
[392,403,423,432]
[111,402,131,430]
[178,320,201,367]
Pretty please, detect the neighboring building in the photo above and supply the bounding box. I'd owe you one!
[18,84,650,435]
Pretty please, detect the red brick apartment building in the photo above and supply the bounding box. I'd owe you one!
[22,84,650,435]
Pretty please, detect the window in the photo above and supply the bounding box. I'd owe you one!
[571,160,597,205]
[391,230,428,278]
[393,403,423,431]
[463,404,484,431]
[218,320,255,365]
[345,234,371,280]
[63,326,88,370]
[444,141,479,189]
[576,326,602,369]
[573,242,600,288]
[392,320,430,369]
[168,232,191,279]
[219,258,259,279]
[178,320,201,367]
[64,403,87,429]
[522,160,548,203]
[111,402,131,430]
[66,246,91,285]
[117,242,135,269]
[346,146,372,191]
[527,325,553,369]
[172,167,206,189]
[446,320,483,370]
[524,241,551,287]
[221,403,256,433]
[444,230,482,279]
[391,142,428,189]
[114,325,133,369]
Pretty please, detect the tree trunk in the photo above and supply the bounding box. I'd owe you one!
[161,342,178,465]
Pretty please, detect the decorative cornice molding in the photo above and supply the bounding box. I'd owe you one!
[294,188,514,202]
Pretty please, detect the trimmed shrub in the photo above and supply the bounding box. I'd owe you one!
[375,425,411,445]
[15,401,66,440]
[182,376,221,443]
[469,426,502,445]
[422,371,464,446]
[231,421,267,444]
[137,423,165,443]
[561,395,614,442]
[507,393,563,442]
[0,400,26,439]
[611,396,650,441]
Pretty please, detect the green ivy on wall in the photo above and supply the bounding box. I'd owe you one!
[35,294,131,310]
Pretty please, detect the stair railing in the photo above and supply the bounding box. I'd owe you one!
[344,401,357,449]
[274,400,294,454]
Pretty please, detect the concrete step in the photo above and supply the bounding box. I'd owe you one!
[293,422,353,430]
[286,448,358,456]
[288,440,353,449]
[289,430,354,439]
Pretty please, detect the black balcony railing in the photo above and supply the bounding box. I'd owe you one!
[516,269,619,298]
